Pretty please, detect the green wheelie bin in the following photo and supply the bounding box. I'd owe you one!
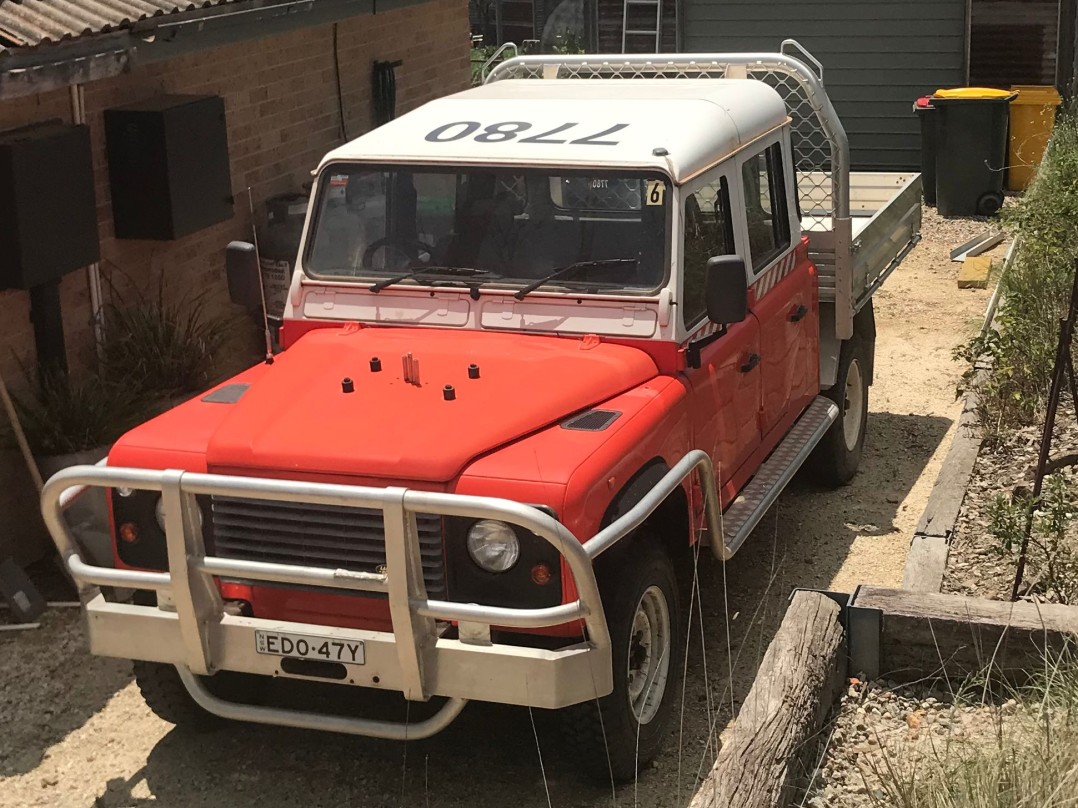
[931,87,1017,216]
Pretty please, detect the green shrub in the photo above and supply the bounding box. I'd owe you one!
[100,281,231,398]
[988,473,1078,602]
[958,102,1078,436]
[11,369,146,456]
[550,29,586,55]
[470,44,498,86]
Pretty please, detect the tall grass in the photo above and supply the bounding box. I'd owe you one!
[959,102,1078,437]
[869,656,1078,808]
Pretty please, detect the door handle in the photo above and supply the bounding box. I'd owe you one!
[789,304,809,323]
[739,353,760,373]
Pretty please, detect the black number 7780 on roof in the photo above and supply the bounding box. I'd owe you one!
[425,121,630,145]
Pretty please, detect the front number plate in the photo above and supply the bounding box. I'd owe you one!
[255,630,365,665]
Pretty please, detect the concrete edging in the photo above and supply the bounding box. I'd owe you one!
[900,370,986,592]
[899,237,1016,592]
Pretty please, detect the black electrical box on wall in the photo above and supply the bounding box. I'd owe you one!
[105,95,233,241]
[0,122,99,290]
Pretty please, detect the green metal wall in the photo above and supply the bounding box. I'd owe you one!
[680,0,968,170]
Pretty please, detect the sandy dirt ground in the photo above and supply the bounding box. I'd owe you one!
[0,211,996,808]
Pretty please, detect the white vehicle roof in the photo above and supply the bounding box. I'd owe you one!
[319,79,788,183]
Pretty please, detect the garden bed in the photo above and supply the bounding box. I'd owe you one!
[806,675,1065,808]
[944,401,1078,602]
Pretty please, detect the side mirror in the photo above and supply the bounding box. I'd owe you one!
[226,240,261,310]
[705,255,748,325]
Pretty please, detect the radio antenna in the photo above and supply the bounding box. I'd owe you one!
[247,187,274,365]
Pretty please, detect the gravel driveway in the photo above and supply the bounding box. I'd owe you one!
[0,211,994,808]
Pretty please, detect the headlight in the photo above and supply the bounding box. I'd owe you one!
[466,520,520,573]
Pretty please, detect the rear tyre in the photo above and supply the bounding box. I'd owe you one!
[809,329,869,486]
[133,661,267,729]
[562,542,682,784]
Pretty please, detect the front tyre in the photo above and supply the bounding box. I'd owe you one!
[563,545,682,784]
[133,661,268,729]
[810,329,869,486]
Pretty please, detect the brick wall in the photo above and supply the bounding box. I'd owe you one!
[0,0,471,395]
[0,0,469,564]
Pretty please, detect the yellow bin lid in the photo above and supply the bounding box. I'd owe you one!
[933,87,1017,100]
[1010,85,1062,106]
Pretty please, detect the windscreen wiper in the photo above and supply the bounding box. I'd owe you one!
[369,265,496,293]
[513,259,638,301]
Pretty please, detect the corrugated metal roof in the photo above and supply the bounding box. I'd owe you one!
[0,1,243,49]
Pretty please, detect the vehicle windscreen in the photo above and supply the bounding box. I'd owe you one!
[304,166,670,295]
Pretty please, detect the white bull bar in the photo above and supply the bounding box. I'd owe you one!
[41,451,721,740]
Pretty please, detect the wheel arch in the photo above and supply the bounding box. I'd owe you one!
[821,298,876,390]
[597,457,691,573]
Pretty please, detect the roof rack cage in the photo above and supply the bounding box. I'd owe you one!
[485,47,851,225]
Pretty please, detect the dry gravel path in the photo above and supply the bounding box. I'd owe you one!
[0,211,994,807]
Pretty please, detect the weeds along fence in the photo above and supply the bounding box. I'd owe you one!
[961,101,1078,437]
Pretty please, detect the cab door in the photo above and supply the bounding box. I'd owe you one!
[736,138,818,438]
[680,171,762,492]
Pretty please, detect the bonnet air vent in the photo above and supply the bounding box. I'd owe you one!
[202,383,250,404]
[560,409,621,432]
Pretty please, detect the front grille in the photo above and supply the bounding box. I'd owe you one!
[205,496,446,597]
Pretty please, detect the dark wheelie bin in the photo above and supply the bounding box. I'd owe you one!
[931,87,1017,216]
[913,96,938,206]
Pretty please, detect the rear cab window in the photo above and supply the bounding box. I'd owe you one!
[740,142,791,273]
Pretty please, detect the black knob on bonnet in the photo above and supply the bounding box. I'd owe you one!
[342,377,355,393]
[370,357,382,372]
[443,385,456,401]
[468,363,480,379]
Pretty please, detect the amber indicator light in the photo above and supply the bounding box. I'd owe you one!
[119,522,140,544]
[531,563,552,586]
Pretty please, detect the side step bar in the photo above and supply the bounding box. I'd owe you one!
[716,396,839,559]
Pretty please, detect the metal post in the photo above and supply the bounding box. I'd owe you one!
[29,281,67,374]
[382,489,435,701]
[161,470,219,673]
[1067,353,1078,425]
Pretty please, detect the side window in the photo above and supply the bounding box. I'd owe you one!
[682,175,736,327]
[741,143,791,272]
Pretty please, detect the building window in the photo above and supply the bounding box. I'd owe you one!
[741,143,791,272]
[683,174,735,327]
